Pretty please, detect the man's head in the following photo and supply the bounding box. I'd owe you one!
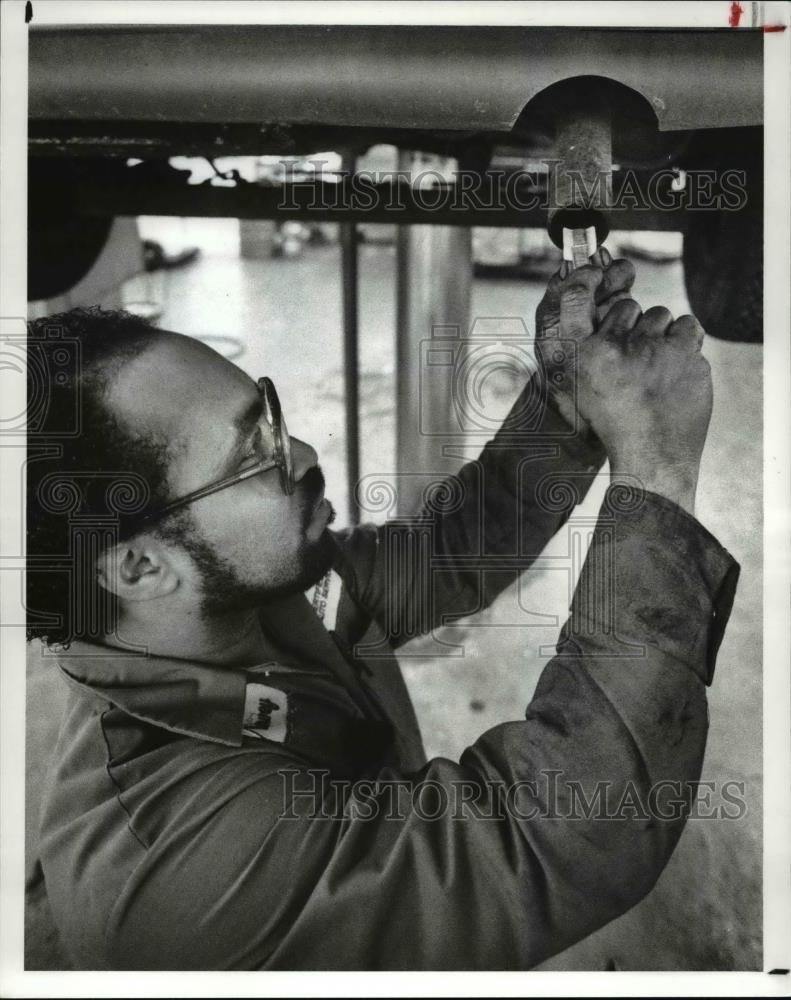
[27,308,335,648]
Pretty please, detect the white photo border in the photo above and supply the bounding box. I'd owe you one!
[1,1,789,996]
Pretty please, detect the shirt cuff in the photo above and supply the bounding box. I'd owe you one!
[565,485,740,686]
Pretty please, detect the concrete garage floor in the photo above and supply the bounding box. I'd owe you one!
[26,221,762,970]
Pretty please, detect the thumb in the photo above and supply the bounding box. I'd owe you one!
[535,266,567,338]
[559,265,604,341]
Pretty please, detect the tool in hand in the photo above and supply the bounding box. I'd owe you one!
[563,225,599,270]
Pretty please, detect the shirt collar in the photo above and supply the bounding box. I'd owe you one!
[55,633,394,778]
[53,577,362,749]
[56,638,251,746]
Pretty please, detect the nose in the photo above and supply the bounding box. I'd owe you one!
[290,437,319,482]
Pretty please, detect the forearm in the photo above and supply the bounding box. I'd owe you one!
[481,369,607,553]
[610,466,698,517]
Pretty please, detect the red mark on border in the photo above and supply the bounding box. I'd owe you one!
[729,1,744,27]
[763,24,786,32]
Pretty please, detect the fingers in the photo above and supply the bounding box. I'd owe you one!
[595,289,634,325]
[597,297,643,341]
[596,258,635,304]
[634,305,674,339]
[538,269,565,313]
[597,303,705,356]
[589,246,612,268]
[538,254,606,312]
[535,267,567,337]
[539,255,634,323]
[558,265,604,340]
[668,314,705,349]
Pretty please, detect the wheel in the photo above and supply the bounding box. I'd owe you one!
[682,160,762,344]
[28,211,114,302]
[28,158,114,302]
[683,208,762,344]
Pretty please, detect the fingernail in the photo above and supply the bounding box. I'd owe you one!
[559,260,570,279]
[601,247,612,266]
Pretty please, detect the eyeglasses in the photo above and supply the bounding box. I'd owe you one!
[139,376,294,527]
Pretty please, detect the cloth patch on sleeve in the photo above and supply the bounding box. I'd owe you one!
[242,683,288,743]
[307,569,342,632]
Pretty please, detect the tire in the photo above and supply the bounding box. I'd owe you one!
[682,206,763,344]
[28,211,114,302]
[28,158,114,302]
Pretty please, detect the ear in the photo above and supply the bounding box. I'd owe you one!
[95,539,180,603]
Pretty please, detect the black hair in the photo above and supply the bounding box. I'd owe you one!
[26,306,189,648]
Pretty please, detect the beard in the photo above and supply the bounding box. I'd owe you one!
[170,465,337,617]
[187,529,337,617]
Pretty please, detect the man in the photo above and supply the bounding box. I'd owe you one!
[27,254,739,970]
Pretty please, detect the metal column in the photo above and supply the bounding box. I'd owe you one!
[340,154,360,525]
[395,152,472,517]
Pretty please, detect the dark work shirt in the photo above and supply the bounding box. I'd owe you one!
[36,376,739,970]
